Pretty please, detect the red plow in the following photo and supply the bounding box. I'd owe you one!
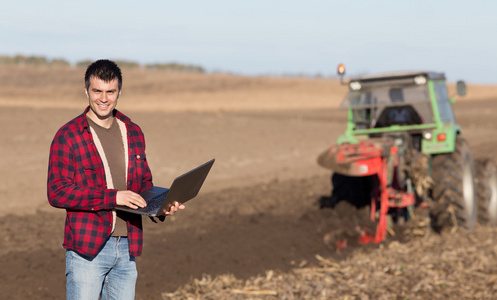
[318,138,416,249]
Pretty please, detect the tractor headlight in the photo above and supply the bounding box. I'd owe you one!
[349,81,362,90]
[423,131,432,140]
[414,76,427,85]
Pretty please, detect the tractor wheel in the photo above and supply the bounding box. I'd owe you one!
[474,158,497,225]
[430,136,477,232]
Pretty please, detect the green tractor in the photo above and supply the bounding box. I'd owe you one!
[317,65,497,246]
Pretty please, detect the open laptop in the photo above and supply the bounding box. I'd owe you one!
[116,158,215,216]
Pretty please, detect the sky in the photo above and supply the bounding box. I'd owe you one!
[1,1,496,84]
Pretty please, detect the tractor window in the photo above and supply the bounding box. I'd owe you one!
[341,84,434,127]
[341,85,431,109]
[352,108,376,129]
[433,81,455,123]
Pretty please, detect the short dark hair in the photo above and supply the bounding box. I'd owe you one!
[84,59,122,91]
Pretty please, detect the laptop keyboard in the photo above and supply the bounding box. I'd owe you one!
[142,195,166,213]
[147,197,164,211]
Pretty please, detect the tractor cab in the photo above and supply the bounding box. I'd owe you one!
[335,65,465,154]
[340,72,449,129]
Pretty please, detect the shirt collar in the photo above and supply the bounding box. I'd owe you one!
[78,106,132,133]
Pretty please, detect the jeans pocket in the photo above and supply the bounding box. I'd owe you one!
[65,250,73,277]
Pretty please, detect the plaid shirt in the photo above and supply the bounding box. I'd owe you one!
[47,107,153,258]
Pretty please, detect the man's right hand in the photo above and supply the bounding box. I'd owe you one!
[116,190,147,209]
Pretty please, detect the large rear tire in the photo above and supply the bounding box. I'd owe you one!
[474,158,497,225]
[430,136,477,232]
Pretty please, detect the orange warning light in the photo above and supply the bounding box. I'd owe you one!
[337,64,346,76]
[437,133,446,142]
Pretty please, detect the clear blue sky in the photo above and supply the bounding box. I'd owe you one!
[1,1,496,83]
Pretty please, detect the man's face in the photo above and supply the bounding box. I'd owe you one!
[85,76,121,123]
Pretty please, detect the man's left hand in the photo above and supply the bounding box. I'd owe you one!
[149,202,185,223]
[164,201,185,216]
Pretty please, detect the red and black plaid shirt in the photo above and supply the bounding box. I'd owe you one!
[47,107,153,258]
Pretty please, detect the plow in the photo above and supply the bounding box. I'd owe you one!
[318,65,497,249]
[318,138,415,247]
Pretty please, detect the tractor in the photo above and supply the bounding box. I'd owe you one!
[317,64,497,248]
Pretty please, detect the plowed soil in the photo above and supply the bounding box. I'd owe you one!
[1,67,497,299]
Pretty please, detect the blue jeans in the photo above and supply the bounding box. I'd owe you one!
[65,237,137,300]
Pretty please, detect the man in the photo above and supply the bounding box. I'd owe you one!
[47,59,183,300]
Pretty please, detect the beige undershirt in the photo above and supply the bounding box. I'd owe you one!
[87,116,129,236]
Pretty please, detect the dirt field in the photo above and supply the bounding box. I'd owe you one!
[1,66,497,299]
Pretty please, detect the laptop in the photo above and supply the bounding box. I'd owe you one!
[116,158,215,216]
